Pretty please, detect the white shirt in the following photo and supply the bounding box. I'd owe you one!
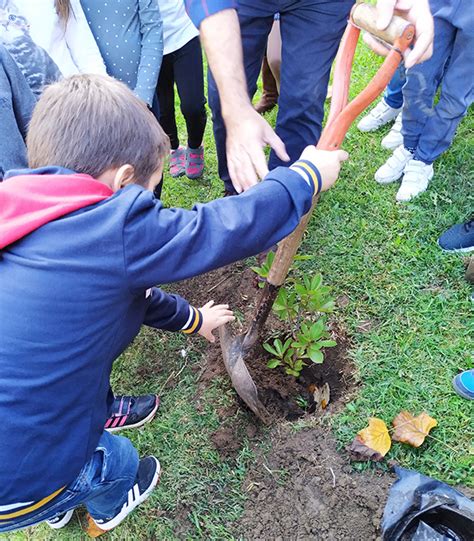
[159,0,199,55]
[12,0,106,77]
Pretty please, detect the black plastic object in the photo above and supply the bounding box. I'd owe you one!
[382,466,474,541]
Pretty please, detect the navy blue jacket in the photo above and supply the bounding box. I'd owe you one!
[0,164,316,504]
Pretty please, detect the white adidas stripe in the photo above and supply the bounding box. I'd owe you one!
[0,501,34,512]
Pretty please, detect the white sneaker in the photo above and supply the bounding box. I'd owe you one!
[375,145,413,185]
[357,100,402,132]
[396,159,433,202]
[381,113,403,150]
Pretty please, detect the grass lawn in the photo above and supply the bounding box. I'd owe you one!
[4,43,473,540]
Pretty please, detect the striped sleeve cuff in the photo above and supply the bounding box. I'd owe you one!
[181,306,203,335]
[290,160,322,195]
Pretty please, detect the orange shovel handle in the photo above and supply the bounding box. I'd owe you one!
[267,3,414,286]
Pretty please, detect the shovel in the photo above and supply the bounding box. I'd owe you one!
[219,2,415,423]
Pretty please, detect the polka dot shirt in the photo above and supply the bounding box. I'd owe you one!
[80,0,163,106]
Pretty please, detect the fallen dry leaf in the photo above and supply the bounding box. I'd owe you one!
[347,435,385,462]
[347,417,391,462]
[313,383,331,410]
[392,411,437,448]
[83,513,107,538]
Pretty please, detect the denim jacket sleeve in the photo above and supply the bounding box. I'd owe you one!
[184,0,237,28]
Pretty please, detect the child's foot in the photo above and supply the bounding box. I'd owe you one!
[381,113,403,150]
[105,395,159,433]
[396,159,433,202]
[92,456,161,531]
[169,147,186,177]
[47,509,74,529]
[186,146,204,179]
[438,219,474,253]
[357,100,401,132]
[452,369,474,400]
[375,145,413,184]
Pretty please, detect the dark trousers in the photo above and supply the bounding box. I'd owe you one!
[155,36,207,150]
[208,0,354,192]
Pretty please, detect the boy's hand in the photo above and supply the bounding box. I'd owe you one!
[298,146,349,192]
[198,300,235,343]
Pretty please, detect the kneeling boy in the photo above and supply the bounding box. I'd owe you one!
[0,75,347,533]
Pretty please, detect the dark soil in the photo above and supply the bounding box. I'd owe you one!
[173,262,357,425]
[236,423,392,541]
[172,262,393,539]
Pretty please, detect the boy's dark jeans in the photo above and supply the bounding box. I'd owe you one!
[0,432,139,533]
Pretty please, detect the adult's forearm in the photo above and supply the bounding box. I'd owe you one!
[199,9,251,123]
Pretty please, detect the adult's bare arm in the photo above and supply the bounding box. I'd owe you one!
[364,0,434,68]
[200,9,289,193]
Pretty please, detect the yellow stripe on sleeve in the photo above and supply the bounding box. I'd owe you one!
[0,486,66,520]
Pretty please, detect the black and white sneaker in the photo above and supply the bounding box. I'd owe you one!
[92,456,160,531]
[46,509,74,529]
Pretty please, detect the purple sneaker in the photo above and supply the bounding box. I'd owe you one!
[169,146,185,177]
[186,146,204,179]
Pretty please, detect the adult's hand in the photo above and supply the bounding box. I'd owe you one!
[200,9,289,193]
[225,105,289,193]
[366,0,434,68]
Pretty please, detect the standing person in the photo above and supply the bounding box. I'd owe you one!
[0,0,106,96]
[155,0,207,180]
[80,0,163,108]
[206,0,354,195]
[183,0,434,194]
[374,0,473,201]
[0,45,35,178]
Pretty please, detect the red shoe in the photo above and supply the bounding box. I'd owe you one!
[169,146,185,177]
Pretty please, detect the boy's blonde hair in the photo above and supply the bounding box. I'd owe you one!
[27,74,169,186]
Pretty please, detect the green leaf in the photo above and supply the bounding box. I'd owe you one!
[311,274,323,290]
[263,342,279,356]
[308,348,324,364]
[318,339,337,348]
[267,359,281,369]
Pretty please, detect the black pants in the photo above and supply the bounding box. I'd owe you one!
[155,36,207,150]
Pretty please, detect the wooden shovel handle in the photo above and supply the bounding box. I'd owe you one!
[267,5,414,287]
[351,1,414,48]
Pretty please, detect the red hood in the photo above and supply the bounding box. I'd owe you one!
[0,174,113,249]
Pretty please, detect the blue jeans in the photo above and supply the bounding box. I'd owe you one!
[402,0,474,164]
[383,62,406,109]
[0,45,36,180]
[208,0,354,192]
[0,432,139,533]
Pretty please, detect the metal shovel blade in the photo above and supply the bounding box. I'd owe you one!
[218,324,271,424]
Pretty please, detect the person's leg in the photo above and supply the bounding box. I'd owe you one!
[0,432,143,533]
[0,45,36,179]
[374,11,455,191]
[413,18,474,164]
[172,36,207,179]
[207,3,274,192]
[384,63,406,110]
[173,37,207,150]
[272,0,353,169]
[254,53,279,114]
[156,52,186,178]
[156,53,179,150]
[401,15,456,153]
[266,18,281,91]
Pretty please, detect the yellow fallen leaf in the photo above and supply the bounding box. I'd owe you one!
[392,411,437,448]
[357,417,391,457]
